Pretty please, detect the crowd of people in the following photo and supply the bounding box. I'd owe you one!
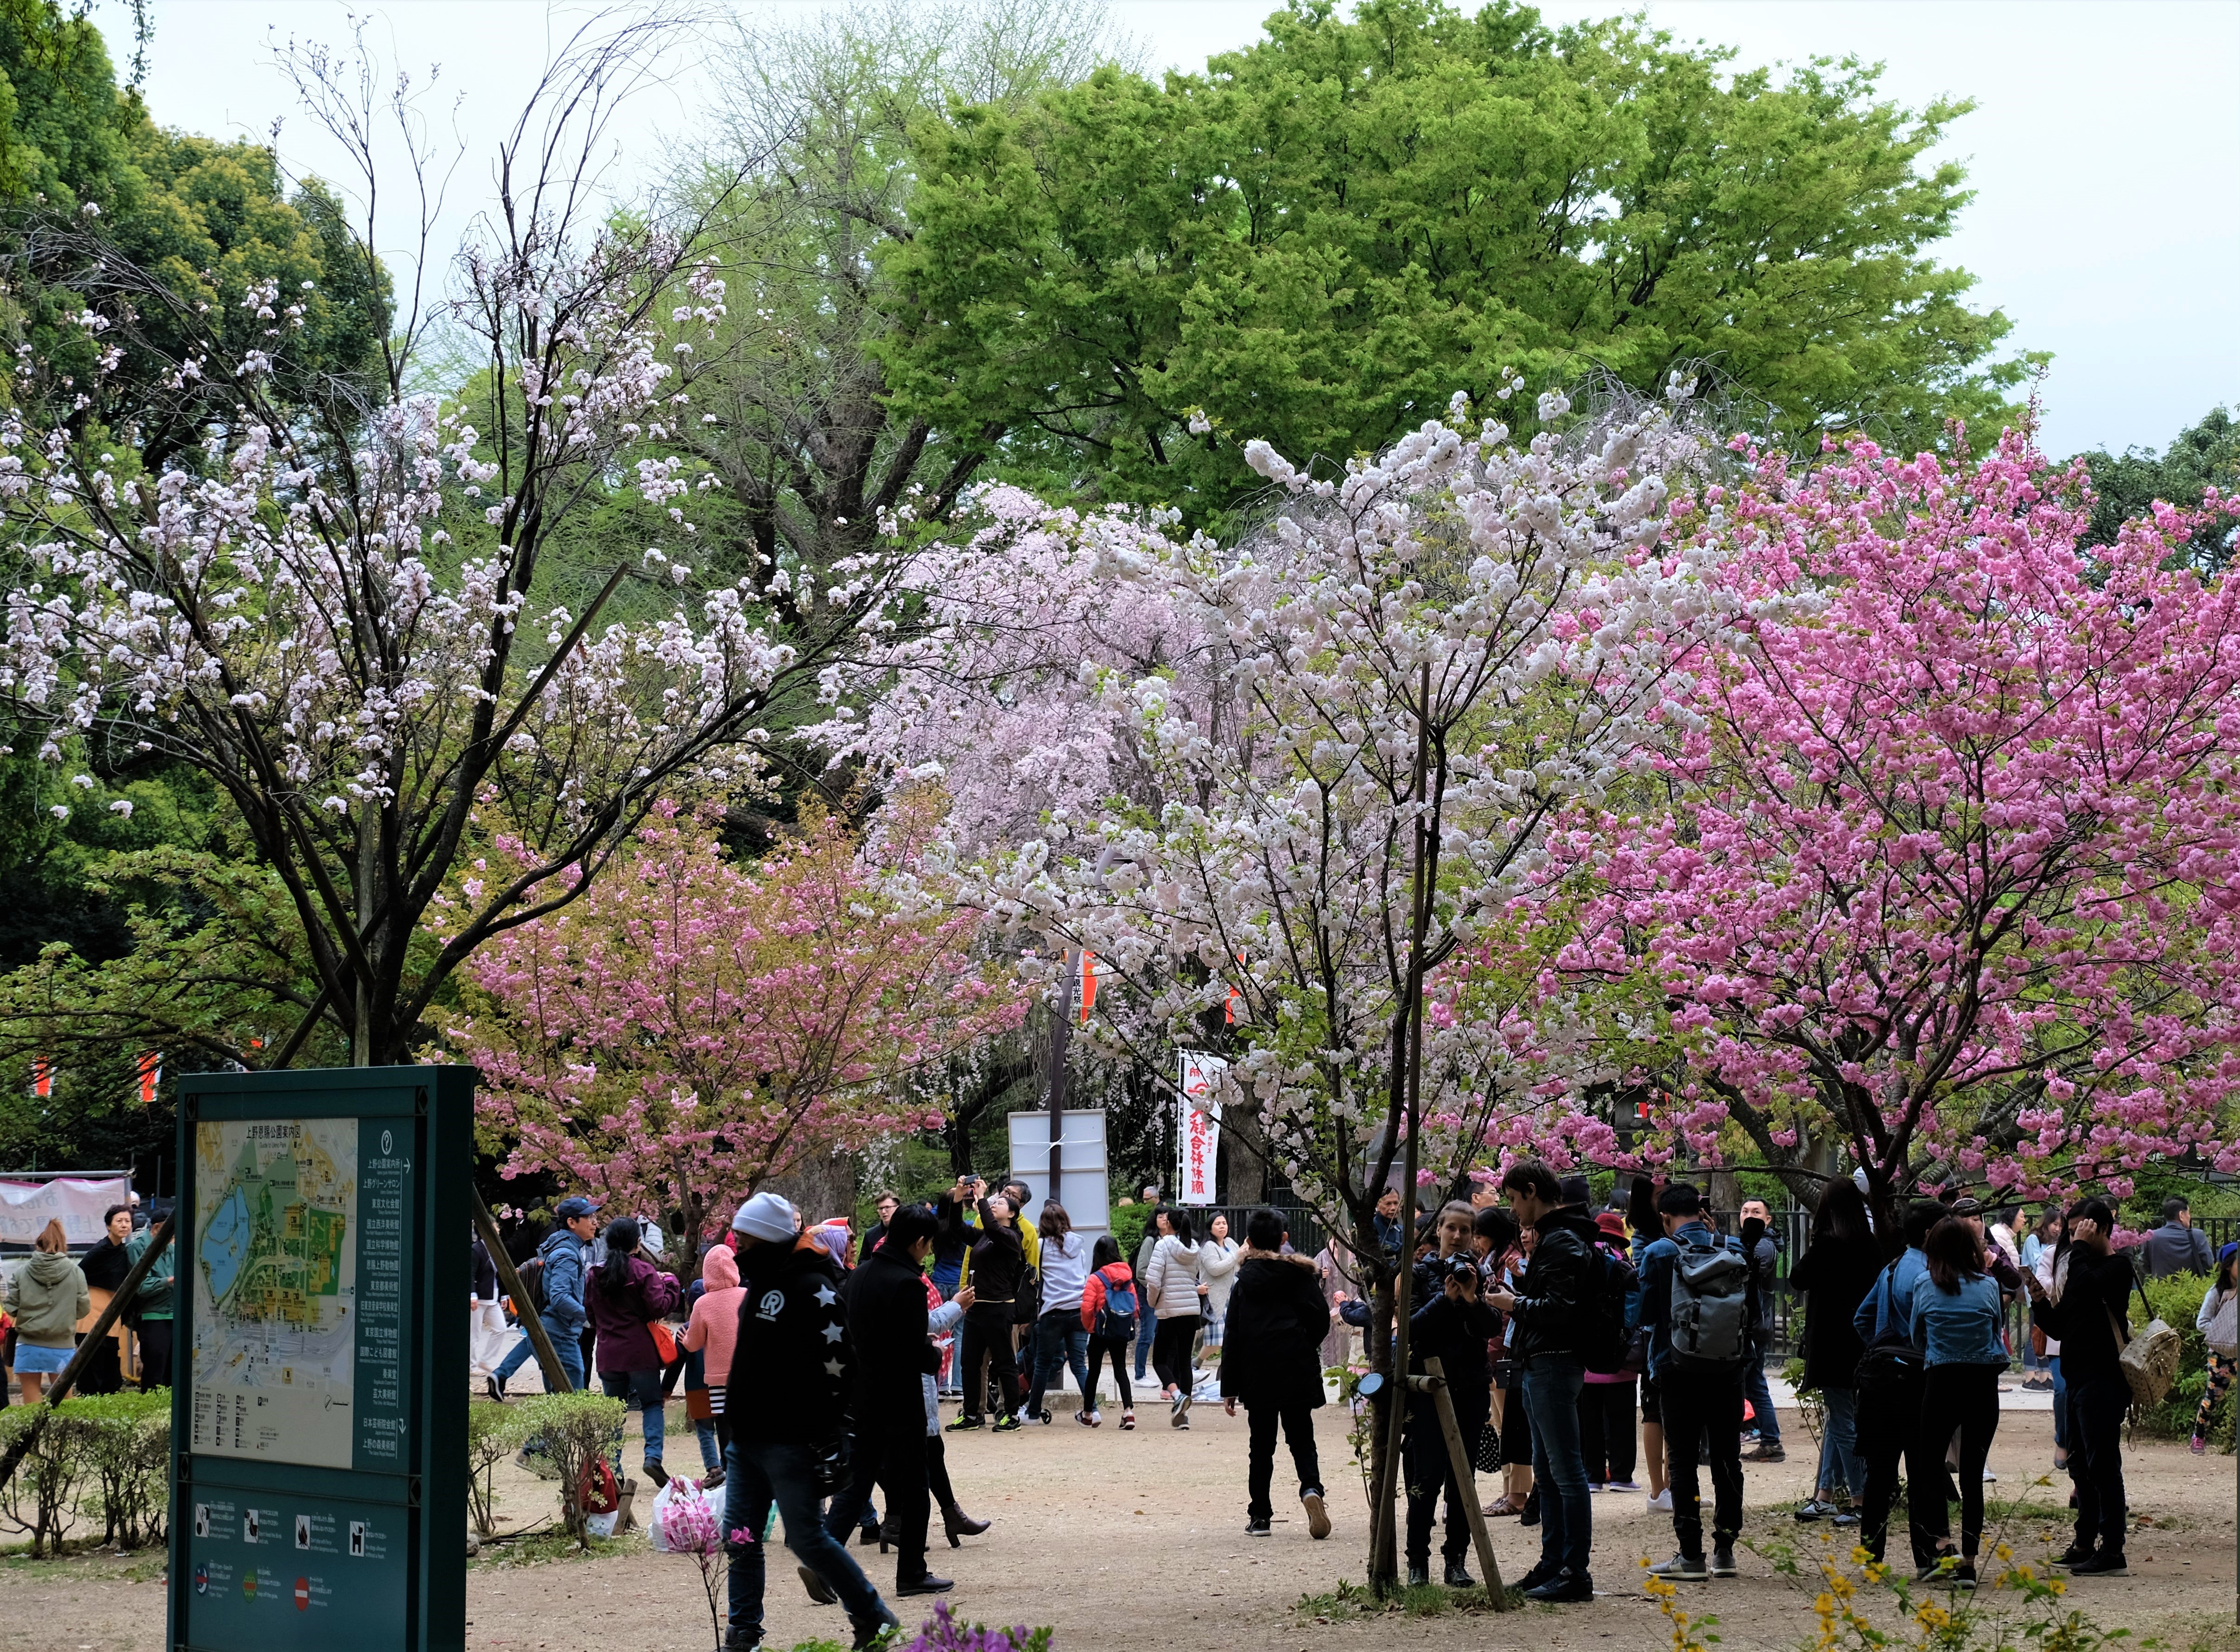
[0,1202,173,1402]
[459,1165,2226,1646]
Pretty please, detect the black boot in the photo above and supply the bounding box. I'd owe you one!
[942,1505,989,1545]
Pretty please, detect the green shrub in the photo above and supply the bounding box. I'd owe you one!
[2138,1268,2231,1444]
[465,1399,513,1538]
[69,1388,170,1549]
[0,1403,93,1556]
[1108,1202,1150,1267]
[504,1390,627,1544]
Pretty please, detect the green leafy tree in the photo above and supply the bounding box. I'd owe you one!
[2077,407,2240,575]
[882,0,2029,528]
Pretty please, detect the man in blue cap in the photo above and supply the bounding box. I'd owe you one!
[492,1193,601,1399]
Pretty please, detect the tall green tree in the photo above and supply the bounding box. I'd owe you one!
[2076,407,2239,575]
[882,0,2029,527]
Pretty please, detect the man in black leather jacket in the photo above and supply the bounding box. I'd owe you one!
[1486,1160,1604,1604]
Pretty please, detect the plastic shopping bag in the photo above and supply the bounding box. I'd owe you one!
[649,1475,733,1553]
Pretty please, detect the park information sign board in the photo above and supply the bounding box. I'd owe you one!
[167,1066,472,1652]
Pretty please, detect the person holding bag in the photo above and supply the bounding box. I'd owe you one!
[2192,1250,2238,1454]
[585,1215,683,1489]
[2024,1197,2136,1578]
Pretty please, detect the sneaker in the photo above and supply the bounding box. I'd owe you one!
[1443,1559,1475,1588]
[1608,1479,1642,1493]
[2050,1543,2093,1569]
[1710,1546,1737,1578]
[1649,1554,1709,1582]
[1513,1561,1555,1593]
[1077,1409,1101,1428]
[2069,1553,2128,1577]
[945,1416,983,1432]
[1525,1570,1594,1603]
[1741,1442,1786,1463]
[1301,1488,1331,1540]
[990,1414,1022,1433]
[2193,1432,2210,1455]
[1119,1411,1136,1430]
[1981,1468,1997,1483]
[1915,1555,1964,1585]
[1831,1509,1861,1528]
[1245,1516,1272,1537]
[1794,1498,1832,1523]
[1648,1488,1674,1513]
[1950,1562,1978,1591]
[1171,1393,1192,1428]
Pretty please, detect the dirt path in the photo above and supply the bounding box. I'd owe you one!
[7,1401,2239,1652]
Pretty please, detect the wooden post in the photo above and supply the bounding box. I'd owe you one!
[471,1187,573,1394]
[1418,1357,1509,1610]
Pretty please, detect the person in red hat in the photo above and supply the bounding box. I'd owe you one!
[1577,1209,1642,1495]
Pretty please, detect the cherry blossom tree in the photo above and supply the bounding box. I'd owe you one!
[437,790,1026,1242]
[1561,431,2240,1219]
[0,19,927,1067]
[896,381,1732,1582]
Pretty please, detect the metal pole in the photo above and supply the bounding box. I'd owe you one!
[470,1187,573,1394]
[0,1209,177,1493]
[1048,955,1071,1209]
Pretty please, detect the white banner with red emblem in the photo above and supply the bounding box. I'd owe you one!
[1176,1051,1225,1206]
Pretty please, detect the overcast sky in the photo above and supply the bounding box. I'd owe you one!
[97,0,2237,460]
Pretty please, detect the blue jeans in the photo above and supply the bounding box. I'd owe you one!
[1523,1353,1591,1581]
[723,1436,888,1638]
[494,1314,585,1390]
[1742,1351,1781,1445]
[602,1367,665,1471]
[1815,1385,1865,1501]
[2048,1355,2068,1455]
[1027,1312,1091,1415]
[1135,1301,1155,1380]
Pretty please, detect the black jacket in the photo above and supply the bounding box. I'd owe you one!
[470,1236,499,1301]
[1506,1205,1604,1362]
[2031,1247,2138,1386]
[80,1236,133,1294]
[960,1199,1027,1302]
[1219,1253,1330,1409]
[729,1235,856,1444]
[1408,1251,1499,1387]
[1786,1239,1885,1392]
[843,1244,939,1426]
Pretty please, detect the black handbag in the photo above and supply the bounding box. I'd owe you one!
[1852,1260,1924,1398]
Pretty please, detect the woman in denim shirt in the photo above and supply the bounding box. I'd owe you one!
[1909,1218,2008,1588]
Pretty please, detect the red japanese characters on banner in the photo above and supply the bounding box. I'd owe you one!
[1177,1050,1225,1206]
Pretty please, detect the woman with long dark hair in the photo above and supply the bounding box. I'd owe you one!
[1145,1206,1203,1426]
[1909,1217,2006,1587]
[1024,1202,1092,1423]
[2026,1197,2134,1575]
[1786,1181,1883,1525]
[1080,1234,1139,1428]
[584,1215,682,1486]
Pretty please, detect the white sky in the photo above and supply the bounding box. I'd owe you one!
[97,0,2239,459]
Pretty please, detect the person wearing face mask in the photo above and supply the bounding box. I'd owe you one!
[721,1191,898,1652]
[2024,1197,2138,1578]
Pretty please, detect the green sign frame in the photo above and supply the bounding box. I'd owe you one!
[167,1065,472,1652]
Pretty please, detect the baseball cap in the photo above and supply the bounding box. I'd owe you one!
[555,1195,602,1220]
[733,1191,801,1243]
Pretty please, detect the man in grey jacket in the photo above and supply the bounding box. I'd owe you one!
[2145,1197,2214,1278]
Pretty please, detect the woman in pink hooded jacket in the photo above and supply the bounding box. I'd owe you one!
[683,1239,747,1474]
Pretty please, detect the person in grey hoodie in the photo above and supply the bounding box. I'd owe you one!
[10,1220,90,1401]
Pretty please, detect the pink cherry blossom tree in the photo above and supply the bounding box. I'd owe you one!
[1561,431,2240,1218]
[437,789,1027,1242]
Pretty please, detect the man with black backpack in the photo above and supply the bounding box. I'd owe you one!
[1638,1183,1751,1582]
[1851,1199,1952,1576]
[1486,1160,1610,1604]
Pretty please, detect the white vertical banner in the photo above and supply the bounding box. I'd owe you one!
[1177,1050,1225,1206]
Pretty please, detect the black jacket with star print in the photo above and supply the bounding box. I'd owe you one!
[730,1232,856,1445]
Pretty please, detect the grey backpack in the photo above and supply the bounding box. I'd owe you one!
[1669,1234,1751,1370]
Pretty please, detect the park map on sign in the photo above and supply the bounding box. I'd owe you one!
[190,1119,358,1467]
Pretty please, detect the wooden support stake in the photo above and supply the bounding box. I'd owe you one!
[1422,1356,1509,1610]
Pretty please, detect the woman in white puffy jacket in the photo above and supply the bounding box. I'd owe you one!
[1197,1213,1242,1350]
[1145,1208,1204,1426]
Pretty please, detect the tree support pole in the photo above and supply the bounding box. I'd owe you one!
[471,1186,574,1394]
[1415,1358,1508,1609]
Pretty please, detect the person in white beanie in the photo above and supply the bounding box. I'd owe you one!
[718,1191,897,1650]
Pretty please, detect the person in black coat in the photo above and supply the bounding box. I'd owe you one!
[2025,1197,2138,1576]
[822,1206,950,1597]
[1401,1199,1500,1588]
[1219,1208,1334,1540]
[1784,1181,1884,1522]
[942,1192,1026,1428]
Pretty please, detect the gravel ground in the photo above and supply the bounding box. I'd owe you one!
[7,1397,2239,1652]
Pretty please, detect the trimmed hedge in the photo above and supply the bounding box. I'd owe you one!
[0,1386,170,1556]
